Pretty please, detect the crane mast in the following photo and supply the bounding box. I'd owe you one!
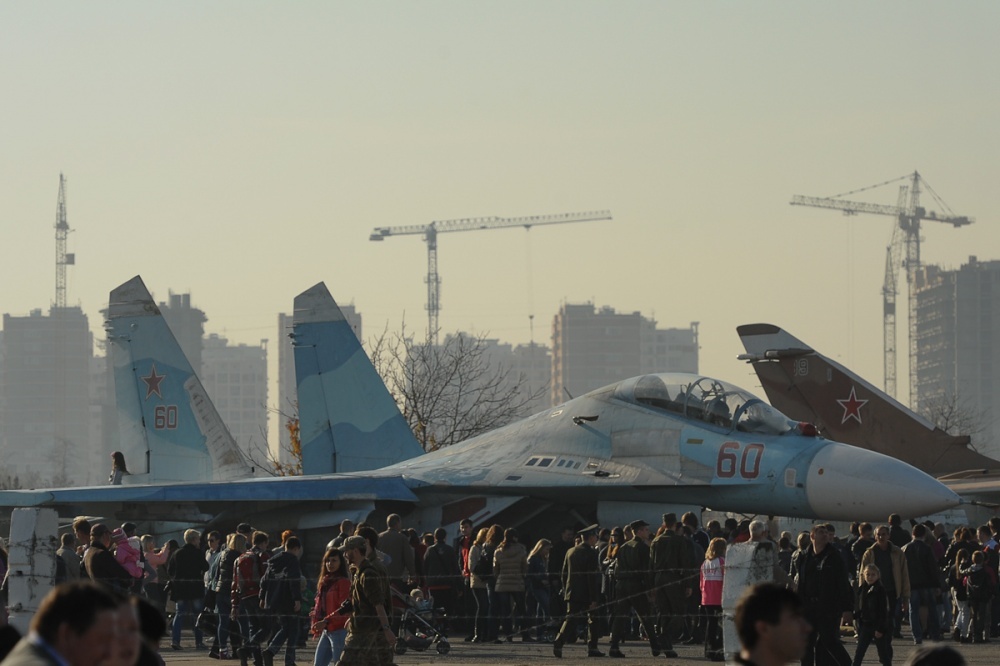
[791,171,973,406]
[54,173,74,309]
[881,186,907,397]
[371,210,612,342]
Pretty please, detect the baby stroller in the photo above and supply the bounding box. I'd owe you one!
[391,587,450,655]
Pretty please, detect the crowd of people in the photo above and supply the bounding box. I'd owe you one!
[0,508,995,666]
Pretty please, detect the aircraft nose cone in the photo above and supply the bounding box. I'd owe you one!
[805,443,960,520]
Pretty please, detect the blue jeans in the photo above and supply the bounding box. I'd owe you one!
[529,587,551,639]
[237,596,271,646]
[266,609,301,665]
[472,587,489,640]
[215,595,232,651]
[172,598,205,646]
[312,628,346,666]
[909,588,941,642]
[494,591,526,638]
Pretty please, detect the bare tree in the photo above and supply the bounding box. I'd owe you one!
[261,324,547,464]
[369,324,547,452]
[920,391,989,450]
[246,401,301,476]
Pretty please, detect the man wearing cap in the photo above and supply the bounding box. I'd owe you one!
[650,512,695,656]
[609,520,664,658]
[553,524,603,658]
[339,535,395,665]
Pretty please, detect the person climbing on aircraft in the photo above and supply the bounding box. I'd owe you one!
[109,451,129,485]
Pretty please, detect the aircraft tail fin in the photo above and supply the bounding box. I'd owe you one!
[108,276,257,483]
[292,283,423,474]
[736,323,998,474]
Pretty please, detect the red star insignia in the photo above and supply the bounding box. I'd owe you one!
[836,386,868,425]
[141,364,166,400]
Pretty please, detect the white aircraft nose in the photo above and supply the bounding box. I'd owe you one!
[805,443,960,520]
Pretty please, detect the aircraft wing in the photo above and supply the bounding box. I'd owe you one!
[0,474,421,513]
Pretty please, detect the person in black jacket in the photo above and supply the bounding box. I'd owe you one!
[167,528,209,650]
[82,523,133,594]
[902,524,942,643]
[797,524,853,666]
[260,537,303,666]
[853,564,891,666]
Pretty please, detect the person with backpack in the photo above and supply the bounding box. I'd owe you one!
[467,528,492,643]
[260,536,303,666]
[960,549,997,644]
[209,532,245,660]
[232,531,271,666]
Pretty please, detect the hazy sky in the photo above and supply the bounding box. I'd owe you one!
[2,2,998,411]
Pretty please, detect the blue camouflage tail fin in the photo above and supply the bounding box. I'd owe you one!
[108,276,257,483]
[292,283,423,474]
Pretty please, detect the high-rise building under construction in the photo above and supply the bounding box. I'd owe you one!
[914,257,1000,457]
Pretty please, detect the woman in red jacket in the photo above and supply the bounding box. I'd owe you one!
[310,548,351,666]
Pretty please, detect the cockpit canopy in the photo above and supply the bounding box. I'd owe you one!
[613,373,796,436]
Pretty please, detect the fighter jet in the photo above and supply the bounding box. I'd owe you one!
[737,322,1000,509]
[0,281,962,531]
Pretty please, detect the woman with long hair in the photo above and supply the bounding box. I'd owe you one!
[950,550,971,642]
[526,539,553,641]
[211,532,246,659]
[109,451,129,485]
[493,527,530,642]
[311,548,351,666]
[700,537,727,662]
[483,525,505,642]
[467,527,492,642]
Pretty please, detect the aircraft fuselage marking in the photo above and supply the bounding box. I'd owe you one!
[153,404,179,430]
[836,386,868,425]
[141,364,166,399]
[716,441,764,479]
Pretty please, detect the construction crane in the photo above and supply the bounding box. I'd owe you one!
[370,210,612,342]
[54,173,75,308]
[791,171,973,405]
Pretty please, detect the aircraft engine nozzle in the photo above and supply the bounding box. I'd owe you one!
[805,444,960,520]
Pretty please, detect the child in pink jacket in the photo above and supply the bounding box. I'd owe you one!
[112,527,144,581]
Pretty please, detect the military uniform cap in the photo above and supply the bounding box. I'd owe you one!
[629,519,649,531]
[578,523,599,537]
[343,535,367,552]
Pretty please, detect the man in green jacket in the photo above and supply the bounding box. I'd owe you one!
[553,525,603,659]
[650,512,695,656]
[610,520,664,658]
